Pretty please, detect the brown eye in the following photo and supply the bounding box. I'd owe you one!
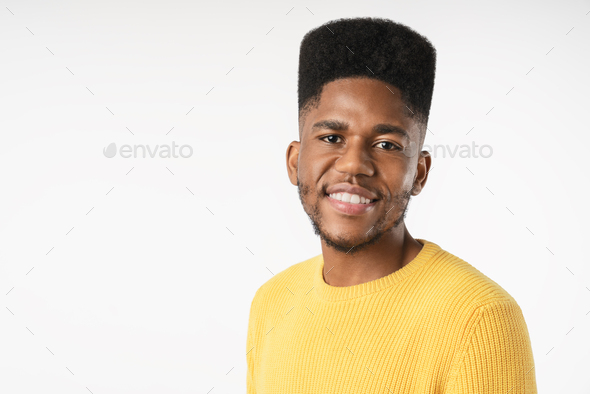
[377,141,401,151]
[320,135,342,144]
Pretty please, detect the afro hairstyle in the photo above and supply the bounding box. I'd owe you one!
[297,17,437,143]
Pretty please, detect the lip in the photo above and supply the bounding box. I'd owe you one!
[325,193,378,216]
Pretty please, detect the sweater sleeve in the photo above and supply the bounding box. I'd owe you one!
[447,300,538,394]
[246,288,262,394]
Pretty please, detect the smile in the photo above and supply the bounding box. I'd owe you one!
[325,193,378,216]
[328,192,376,204]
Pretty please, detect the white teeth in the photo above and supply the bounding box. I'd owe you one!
[329,192,373,204]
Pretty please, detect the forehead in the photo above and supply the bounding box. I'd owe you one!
[301,77,418,139]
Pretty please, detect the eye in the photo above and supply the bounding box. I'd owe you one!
[320,135,343,144]
[376,141,402,151]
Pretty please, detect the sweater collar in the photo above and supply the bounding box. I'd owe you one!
[312,239,442,302]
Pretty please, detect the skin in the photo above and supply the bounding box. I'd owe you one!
[286,77,432,287]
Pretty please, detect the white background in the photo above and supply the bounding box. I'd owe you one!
[1,0,589,392]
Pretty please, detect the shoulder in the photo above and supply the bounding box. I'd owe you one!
[249,254,319,307]
[422,241,519,308]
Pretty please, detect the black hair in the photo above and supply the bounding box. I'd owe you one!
[298,17,437,141]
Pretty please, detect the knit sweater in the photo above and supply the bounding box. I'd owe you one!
[246,239,537,393]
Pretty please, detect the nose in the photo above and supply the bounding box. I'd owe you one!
[334,139,375,177]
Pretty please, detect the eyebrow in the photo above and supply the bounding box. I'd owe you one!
[311,119,409,140]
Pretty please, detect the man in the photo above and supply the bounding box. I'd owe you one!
[246,17,537,393]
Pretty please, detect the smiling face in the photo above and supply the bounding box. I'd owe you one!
[286,77,431,255]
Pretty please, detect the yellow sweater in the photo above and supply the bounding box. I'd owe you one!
[246,239,537,393]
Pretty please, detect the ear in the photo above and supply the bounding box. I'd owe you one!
[286,141,301,186]
[411,151,432,196]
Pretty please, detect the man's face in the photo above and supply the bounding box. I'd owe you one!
[286,77,430,255]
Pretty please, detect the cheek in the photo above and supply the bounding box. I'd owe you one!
[298,148,328,183]
[401,168,415,189]
[383,161,415,195]
[399,156,417,186]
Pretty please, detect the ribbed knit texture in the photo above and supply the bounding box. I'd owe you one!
[246,239,537,393]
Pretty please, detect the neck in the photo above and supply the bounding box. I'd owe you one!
[320,224,423,287]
